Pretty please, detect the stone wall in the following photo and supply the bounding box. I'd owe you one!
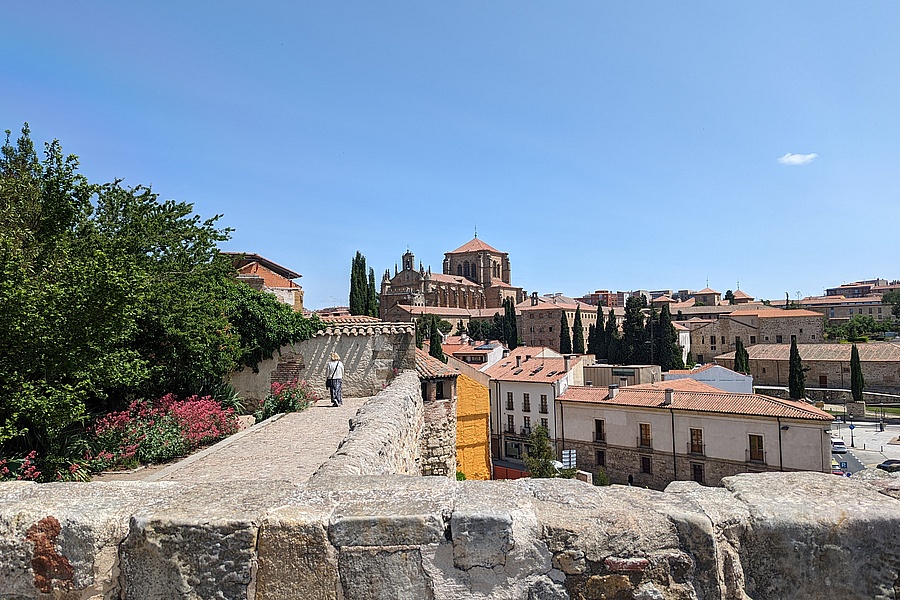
[229,322,415,403]
[419,381,458,478]
[3,473,900,599]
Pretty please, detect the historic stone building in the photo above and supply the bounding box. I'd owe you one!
[380,238,525,323]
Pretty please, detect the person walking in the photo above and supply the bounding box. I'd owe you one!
[325,352,344,407]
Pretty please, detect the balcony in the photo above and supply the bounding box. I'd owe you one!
[746,449,766,464]
[539,403,549,414]
[637,436,653,449]
[523,404,531,413]
[505,425,516,434]
[687,442,705,456]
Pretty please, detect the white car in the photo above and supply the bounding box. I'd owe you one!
[831,438,847,454]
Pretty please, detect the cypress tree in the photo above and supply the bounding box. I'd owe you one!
[429,315,446,362]
[349,251,368,315]
[559,310,572,354]
[788,338,806,400]
[621,296,646,364]
[572,305,585,354]
[656,304,683,371]
[456,320,465,336]
[851,344,864,401]
[605,309,619,363]
[504,297,519,349]
[594,305,607,359]
[366,267,378,317]
[733,338,749,374]
[587,324,597,355]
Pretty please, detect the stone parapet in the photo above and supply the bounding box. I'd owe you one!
[3,473,900,598]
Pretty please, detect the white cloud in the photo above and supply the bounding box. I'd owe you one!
[777,152,818,166]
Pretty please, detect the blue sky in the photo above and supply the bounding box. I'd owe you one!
[4,3,899,309]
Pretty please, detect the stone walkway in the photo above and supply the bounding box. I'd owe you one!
[100,396,372,485]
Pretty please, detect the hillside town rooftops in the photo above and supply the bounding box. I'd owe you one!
[485,347,573,383]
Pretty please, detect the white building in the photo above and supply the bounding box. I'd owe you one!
[557,378,832,489]
[663,364,753,394]
[485,347,584,474]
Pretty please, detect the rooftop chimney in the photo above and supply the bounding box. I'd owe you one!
[663,388,674,406]
[608,384,618,399]
[516,356,521,368]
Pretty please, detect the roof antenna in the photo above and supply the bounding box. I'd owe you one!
[474,224,478,239]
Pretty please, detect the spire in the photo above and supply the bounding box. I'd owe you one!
[474,224,477,239]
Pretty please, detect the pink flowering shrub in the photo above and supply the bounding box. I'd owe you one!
[254,379,320,422]
[0,451,42,481]
[85,394,240,471]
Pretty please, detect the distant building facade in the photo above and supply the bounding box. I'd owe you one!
[224,252,304,312]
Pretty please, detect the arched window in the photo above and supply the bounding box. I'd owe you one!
[464,262,470,277]
[457,264,462,276]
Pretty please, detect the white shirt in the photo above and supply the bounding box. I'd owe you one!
[326,360,344,380]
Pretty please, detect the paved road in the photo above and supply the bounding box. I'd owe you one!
[120,396,372,484]
[830,421,900,473]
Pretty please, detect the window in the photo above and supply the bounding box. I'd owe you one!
[749,434,765,462]
[505,441,522,459]
[523,416,531,435]
[549,326,553,332]
[764,336,770,342]
[523,393,531,412]
[811,334,816,339]
[421,381,428,399]
[539,395,548,414]
[541,418,548,429]
[435,381,444,400]
[507,414,515,433]
[762,367,766,374]
[879,307,883,314]
[869,307,873,314]
[776,335,783,343]
[721,336,725,345]
[639,423,651,448]
[750,336,756,344]
[596,450,606,467]
[506,392,514,410]
[690,428,704,454]
[641,456,652,474]
[691,463,705,484]
[595,419,606,442]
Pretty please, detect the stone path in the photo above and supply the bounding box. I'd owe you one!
[100,396,372,485]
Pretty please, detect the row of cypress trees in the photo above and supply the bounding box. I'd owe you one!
[349,251,378,317]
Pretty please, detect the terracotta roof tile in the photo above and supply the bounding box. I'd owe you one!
[485,347,573,383]
[415,348,460,379]
[717,342,900,362]
[559,385,832,421]
[696,287,720,295]
[447,238,503,254]
[732,289,753,299]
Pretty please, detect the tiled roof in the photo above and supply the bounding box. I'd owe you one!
[630,378,721,392]
[484,347,573,383]
[795,295,885,305]
[718,342,900,362]
[672,322,689,331]
[696,287,720,295]
[732,289,753,299]
[427,272,482,287]
[559,382,832,421]
[223,252,302,280]
[415,348,460,379]
[651,295,676,303]
[320,315,381,324]
[312,321,415,337]
[393,305,503,319]
[756,309,822,318]
[447,238,503,254]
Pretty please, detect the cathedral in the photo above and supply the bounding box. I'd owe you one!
[380,238,526,323]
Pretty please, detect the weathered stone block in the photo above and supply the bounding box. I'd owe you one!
[339,546,433,600]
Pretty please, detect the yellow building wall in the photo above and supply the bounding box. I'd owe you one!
[455,372,492,480]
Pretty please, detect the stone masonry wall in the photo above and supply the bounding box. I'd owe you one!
[229,322,415,403]
[419,383,458,477]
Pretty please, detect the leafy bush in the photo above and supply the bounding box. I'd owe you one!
[254,379,319,422]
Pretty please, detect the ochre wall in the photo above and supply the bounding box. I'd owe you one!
[455,372,491,480]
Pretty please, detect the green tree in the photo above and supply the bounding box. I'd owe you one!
[524,425,559,478]
[456,320,465,335]
[605,309,620,363]
[655,304,684,371]
[733,338,750,374]
[366,266,379,317]
[850,344,865,401]
[503,297,519,349]
[348,251,367,315]
[572,305,585,354]
[788,338,806,400]
[429,315,446,363]
[884,290,900,319]
[591,305,608,359]
[559,311,572,354]
[620,296,646,364]
[724,289,735,305]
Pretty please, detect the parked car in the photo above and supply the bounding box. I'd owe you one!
[831,438,847,454]
[876,459,900,473]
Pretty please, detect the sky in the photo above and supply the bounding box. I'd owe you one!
[4,3,899,309]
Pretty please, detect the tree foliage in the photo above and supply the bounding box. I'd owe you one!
[559,311,572,354]
[605,309,620,363]
[620,296,646,364]
[0,125,320,479]
[850,344,865,401]
[572,305,585,354]
[654,304,684,372]
[429,315,446,363]
[524,425,559,478]
[503,297,519,350]
[788,338,806,400]
[733,338,750,374]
